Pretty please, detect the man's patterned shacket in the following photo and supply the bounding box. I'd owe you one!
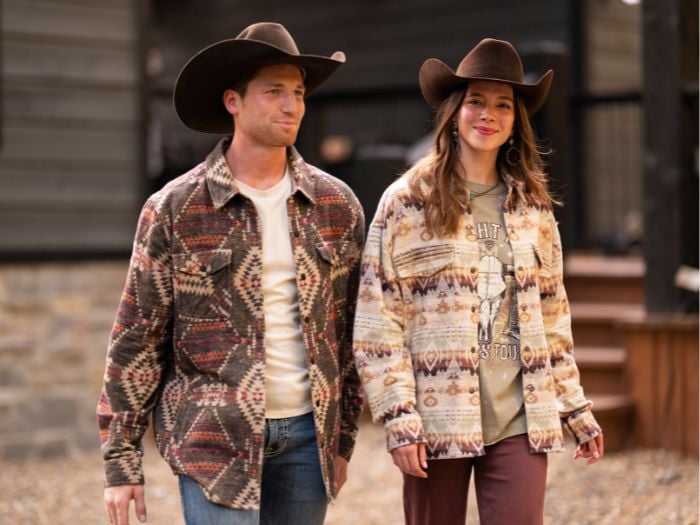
[353,175,601,459]
[97,138,365,509]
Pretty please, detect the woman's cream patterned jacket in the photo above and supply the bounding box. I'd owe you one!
[353,174,601,458]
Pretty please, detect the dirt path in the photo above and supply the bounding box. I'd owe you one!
[0,420,697,524]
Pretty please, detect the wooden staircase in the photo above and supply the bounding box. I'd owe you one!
[564,254,645,451]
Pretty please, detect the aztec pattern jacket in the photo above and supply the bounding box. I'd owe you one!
[353,175,601,458]
[97,138,365,509]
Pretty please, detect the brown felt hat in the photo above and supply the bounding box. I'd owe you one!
[419,38,553,116]
[174,22,346,133]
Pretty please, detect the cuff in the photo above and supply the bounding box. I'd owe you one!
[103,451,145,487]
[564,408,602,445]
[384,413,425,452]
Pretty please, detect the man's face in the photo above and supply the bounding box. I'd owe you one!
[226,64,306,148]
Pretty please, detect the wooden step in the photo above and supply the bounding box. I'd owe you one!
[571,302,645,347]
[575,346,627,395]
[589,394,635,452]
[565,254,645,304]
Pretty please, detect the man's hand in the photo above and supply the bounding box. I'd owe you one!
[573,432,605,465]
[391,443,428,478]
[333,456,349,495]
[104,485,147,525]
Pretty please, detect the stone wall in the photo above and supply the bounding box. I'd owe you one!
[0,261,128,459]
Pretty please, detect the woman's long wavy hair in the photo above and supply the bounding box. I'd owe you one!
[406,85,557,238]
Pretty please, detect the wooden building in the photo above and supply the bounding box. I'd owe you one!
[0,0,672,258]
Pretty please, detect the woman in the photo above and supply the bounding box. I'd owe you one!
[353,38,604,525]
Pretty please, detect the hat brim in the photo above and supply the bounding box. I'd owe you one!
[419,58,553,116]
[174,39,346,134]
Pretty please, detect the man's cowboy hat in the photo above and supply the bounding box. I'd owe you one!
[174,22,346,133]
[419,38,553,116]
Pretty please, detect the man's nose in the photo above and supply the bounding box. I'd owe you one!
[281,92,300,113]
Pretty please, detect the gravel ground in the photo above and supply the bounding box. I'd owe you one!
[0,420,697,525]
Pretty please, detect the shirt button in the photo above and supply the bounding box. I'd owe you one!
[315,400,321,407]
[294,231,300,237]
[304,316,311,323]
[199,265,207,272]
[301,273,306,280]
[470,347,477,353]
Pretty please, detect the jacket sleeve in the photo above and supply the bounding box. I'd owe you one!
[352,190,425,452]
[540,211,602,444]
[96,197,173,486]
[337,203,366,461]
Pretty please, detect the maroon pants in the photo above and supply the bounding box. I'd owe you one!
[403,434,547,525]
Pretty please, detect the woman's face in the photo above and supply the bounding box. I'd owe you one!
[456,80,516,156]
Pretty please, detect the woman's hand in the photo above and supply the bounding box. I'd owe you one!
[391,443,428,478]
[573,432,604,465]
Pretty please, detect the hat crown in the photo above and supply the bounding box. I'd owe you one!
[455,38,524,84]
[236,22,300,56]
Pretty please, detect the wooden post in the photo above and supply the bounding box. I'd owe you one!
[642,0,699,312]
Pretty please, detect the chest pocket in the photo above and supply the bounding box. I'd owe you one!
[173,249,232,320]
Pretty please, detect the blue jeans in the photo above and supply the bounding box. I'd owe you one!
[178,411,327,525]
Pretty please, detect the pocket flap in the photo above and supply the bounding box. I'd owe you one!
[394,245,455,278]
[174,249,232,276]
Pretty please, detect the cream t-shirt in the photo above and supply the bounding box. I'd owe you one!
[467,179,528,445]
[235,168,312,419]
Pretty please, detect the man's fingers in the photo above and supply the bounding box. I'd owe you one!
[105,501,116,525]
[133,486,147,523]
[116,500,131,525]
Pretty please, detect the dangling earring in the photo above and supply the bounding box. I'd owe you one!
[505,134,520,167]
[451,120,461,153]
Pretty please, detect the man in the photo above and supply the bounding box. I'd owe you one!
[98,22,365,525]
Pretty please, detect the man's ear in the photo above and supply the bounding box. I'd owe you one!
[223,89,239,117]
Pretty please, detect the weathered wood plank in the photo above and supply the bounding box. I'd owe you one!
[2,40,136,84]
[0,210,138,253]
[0,168,136,207]
[0,124,137,163]
[3,0,134,43]
[3,85,137,123]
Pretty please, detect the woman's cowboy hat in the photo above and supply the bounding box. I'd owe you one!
[419,38,553,116]
[174,22,346,133]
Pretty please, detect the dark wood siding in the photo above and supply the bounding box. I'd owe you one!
[0,0,143,256]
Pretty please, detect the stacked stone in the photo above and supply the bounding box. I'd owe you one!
[0,261,128,459]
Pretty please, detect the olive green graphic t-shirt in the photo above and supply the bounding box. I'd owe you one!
[467,180,527,446]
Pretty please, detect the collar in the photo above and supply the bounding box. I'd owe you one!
[205,137,316,209]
